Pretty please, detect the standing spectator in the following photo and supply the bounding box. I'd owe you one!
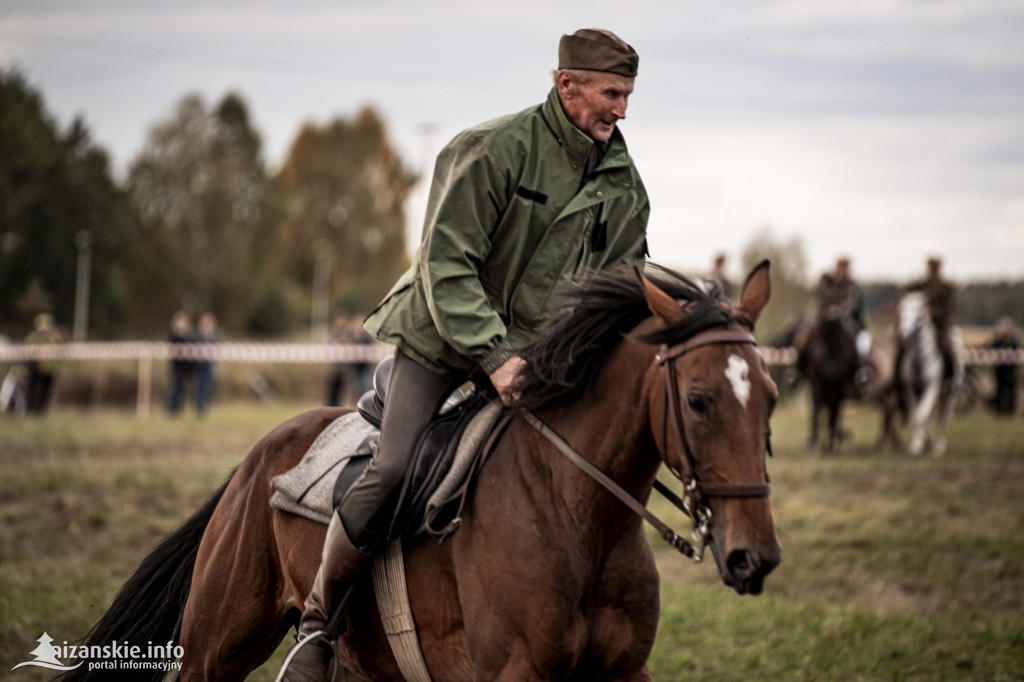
[989,316,1019,415]
[194,312,220,415]
[347,315,374,399]
[167,310,195,414]
[325,314,351,407]
[709,253,735,300]
[325,315,377,407]
[24,312,64,415]
[324,315,375,407]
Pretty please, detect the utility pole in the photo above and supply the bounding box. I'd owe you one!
[311,239,332,342]
[73,230,92,341]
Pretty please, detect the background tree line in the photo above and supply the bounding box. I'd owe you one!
[1,68,1021,344]
[1,69,414,340]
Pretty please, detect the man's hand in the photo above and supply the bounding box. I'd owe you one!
[489,355,527,406]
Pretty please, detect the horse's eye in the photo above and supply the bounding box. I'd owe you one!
[688,394,709,415]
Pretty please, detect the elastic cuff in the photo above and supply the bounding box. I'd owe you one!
[478,341,514,375]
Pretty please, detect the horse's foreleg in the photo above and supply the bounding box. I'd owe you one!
[808,391,821,451]
[874,402,891,452]
[827,401,842,453]
[933,386,960,457]
[909,381,940,457]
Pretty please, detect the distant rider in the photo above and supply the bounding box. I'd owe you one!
[906,256,957,381]
[796,257,874,393]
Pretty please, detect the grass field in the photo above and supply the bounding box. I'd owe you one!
[1,397,1022,680]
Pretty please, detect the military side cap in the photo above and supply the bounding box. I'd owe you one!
[558,28,638,77]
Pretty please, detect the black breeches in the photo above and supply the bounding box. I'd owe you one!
[336,349,461,551]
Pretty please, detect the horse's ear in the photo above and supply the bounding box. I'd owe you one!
[641,275,685,326]
[735,260,771,327]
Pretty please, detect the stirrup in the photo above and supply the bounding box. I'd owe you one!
[273,630,337,682]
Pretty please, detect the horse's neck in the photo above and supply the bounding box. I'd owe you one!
[817,318,851,350]
[526,339,661,532]
[900,308,942,385]
[907,312,938,357]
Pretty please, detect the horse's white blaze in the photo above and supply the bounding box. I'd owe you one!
[725,355,751,408]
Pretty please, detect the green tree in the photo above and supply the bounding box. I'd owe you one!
[277,107,416,318]
[739,227,812,343]
[0,69,134,337]
[127,92,280,332]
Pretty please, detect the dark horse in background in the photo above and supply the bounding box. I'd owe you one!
[798,314,860,452]
[60,262,781,681]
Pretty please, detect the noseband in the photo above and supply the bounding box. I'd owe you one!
[522,327,772,563]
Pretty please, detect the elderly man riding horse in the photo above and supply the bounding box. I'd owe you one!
[281,29,650,679]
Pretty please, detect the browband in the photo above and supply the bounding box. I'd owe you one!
[655,329,756,365]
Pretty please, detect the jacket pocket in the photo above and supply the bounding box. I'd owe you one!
[515,186,549,205]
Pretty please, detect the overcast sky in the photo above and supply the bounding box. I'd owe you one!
[2,0,1022,282]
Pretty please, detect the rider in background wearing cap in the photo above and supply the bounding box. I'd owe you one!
[815,257,875,393]
[280,28,650,680]
[907,256,957,381]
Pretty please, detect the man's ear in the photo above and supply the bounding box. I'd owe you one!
[556,69,572,98]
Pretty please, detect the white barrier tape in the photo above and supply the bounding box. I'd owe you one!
[963,348,1024,365]
[1,343,1020,366]
[0,342,393,364]
[758,347,798,366]
[752,346,1024,367]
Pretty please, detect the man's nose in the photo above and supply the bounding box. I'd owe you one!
[611,97,627,120]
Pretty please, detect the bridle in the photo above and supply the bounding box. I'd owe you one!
[522,326,772,563]
[653,328,772,559]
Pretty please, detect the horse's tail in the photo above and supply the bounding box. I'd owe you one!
[56,470,235,682]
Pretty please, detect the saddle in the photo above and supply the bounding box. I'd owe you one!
[332,355,505,540]
[267,358,507,682]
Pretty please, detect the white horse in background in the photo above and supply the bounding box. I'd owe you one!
[895,292,964,457]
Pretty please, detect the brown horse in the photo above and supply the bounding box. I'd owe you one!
[60,262,781,681]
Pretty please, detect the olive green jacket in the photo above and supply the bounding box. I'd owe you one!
[363,87,650,380]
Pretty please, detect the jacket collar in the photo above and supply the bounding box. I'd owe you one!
[540,87,631,171]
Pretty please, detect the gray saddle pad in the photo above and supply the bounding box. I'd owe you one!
[270,412,375,525]
[269,402,503,529]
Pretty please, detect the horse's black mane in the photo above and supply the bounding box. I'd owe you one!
[512,263,743,412]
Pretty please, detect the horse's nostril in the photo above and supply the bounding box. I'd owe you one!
[727,549,756,577]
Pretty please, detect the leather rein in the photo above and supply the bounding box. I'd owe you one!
[521,327,771,563]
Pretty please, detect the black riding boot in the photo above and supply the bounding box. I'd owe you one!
[280,513,370,681]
